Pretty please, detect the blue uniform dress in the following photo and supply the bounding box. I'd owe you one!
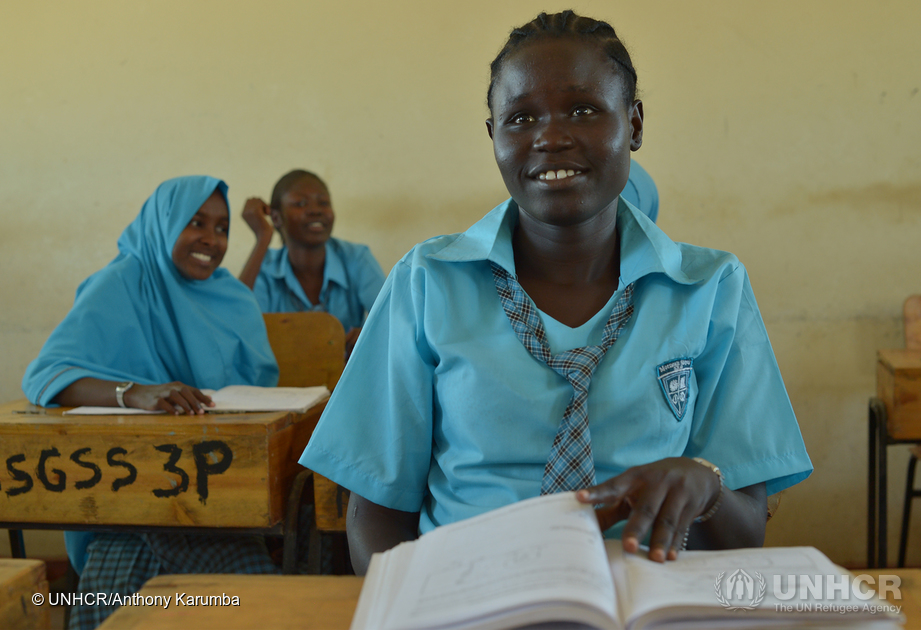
[299,197,812,538]
[252,238,385,331]
[22,176,280,630]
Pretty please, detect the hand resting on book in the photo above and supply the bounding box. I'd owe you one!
[54,377,215,415]
[576,457,767,563]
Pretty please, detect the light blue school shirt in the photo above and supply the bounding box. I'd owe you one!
[299,198,812,536]
[252,238,385,331]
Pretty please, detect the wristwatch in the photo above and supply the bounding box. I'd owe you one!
[691,457,724,523]
[115,381,135,408]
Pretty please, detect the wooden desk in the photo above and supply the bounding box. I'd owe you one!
[0,399,323,533]
[878,350,921,440]
[0,558,49,630]
[97,574,363,629]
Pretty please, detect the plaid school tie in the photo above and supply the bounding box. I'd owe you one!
[491,262,635,494]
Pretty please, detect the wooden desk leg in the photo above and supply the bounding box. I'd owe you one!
[8,529,25,558]
[306,518,321,575]
[870,397,878,568]
[873,397,891,568]
[282,469,314,575]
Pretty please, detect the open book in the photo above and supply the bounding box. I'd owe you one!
[62,385,329,415]
[351,492,902,630]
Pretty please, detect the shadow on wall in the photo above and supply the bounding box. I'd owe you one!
[803,182,921,221]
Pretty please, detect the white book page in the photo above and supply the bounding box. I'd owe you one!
[381,492,619,630]
[608,545,901,629]
[63,385,329,415]
[203,385,329,412]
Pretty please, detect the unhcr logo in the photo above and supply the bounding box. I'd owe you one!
[773,574,900,602]
[713,570,903,615]
[714,569,766,610]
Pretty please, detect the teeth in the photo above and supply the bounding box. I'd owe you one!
[538,169,580,181]
[191,253,211,262]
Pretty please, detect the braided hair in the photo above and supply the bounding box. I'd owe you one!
[270,169,328,210]
[487,10,637,111]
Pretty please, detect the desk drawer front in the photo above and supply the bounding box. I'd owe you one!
[0,431,271,528]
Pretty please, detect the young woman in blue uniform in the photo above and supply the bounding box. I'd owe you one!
[300,11,812,574]
[238,170,385,357]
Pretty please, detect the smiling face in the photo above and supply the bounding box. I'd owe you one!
[272,174,334,248]
[171,191,229,281]
[486,37,643,227]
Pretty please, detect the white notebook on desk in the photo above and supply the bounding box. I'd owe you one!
[63,385,329,415]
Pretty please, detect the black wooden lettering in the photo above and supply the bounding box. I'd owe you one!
[70,447,102,490]
[152,444,189,498]
[106,447,137,491]
[37,448,66,492]
[191,440,233,505]
[5,454,33,497]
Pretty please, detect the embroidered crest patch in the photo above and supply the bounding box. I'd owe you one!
[656,358,693,421]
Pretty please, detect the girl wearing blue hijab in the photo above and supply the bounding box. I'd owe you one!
[22,175,280,630]
[23,175,278,410]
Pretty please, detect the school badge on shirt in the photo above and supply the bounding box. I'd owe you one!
[657,358,693,421]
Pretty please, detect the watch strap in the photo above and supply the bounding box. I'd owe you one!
[115,381,135,408]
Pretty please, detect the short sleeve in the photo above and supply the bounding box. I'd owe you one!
[299,255,436,512]
[684,264,812,495]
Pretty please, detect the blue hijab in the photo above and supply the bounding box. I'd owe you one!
[22,175,278,404]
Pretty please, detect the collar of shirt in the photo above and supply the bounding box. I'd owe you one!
[269,240,351,307]
[427,198,700,287]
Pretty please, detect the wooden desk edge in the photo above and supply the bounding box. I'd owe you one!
[0,399,316,430]
[97,574,364,630]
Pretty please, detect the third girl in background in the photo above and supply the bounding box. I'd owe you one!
[239,170,385,357]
